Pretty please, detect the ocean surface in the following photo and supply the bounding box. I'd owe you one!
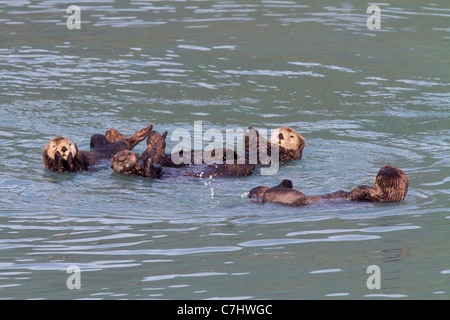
[0,0,449,300]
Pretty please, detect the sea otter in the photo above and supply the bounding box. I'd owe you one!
[244,126,305,165]
[130,126,304,173]
[42,123,154,173]
[249,166,408,206]
[139,130,180,167]
[108,125,303,178]
[269,126,305,163]
[348,165,408,202]
[258,179,311,206]
[110,150,163,178]
[111,148,255,179]
[139,130,241,168]
[106,126,256,177]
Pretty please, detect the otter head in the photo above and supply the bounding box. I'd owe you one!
[111,150,139,174]
[248,186,269,199]
[270,127,305,158]
[375,166,408,202]
[146,131,168,152]
[43,137,78,163]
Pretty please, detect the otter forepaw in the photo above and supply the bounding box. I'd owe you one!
[53,151,65,173]
[143,155,163,178]
[66,152,74,170]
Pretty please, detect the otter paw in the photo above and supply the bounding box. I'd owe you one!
[53,151,65,173]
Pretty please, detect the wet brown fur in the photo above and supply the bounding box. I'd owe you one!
[126,126,304,178]
[111,150,163,178]
[349,166,408,202]
[139,129,257,177]
[111,148,255,179]
[42,124,153,173]
[250,166,408,206]
[260,179,310,206]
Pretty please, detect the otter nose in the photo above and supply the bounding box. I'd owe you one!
[278,133,284,140]
[61,146,68,153]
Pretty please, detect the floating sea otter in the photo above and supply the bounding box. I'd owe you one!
[110,150,163,178]
[42,123,153,173]
[109,127,252,178]
[244,126,305,165]
[111,149,256,178]
[116,125,304,172]
[249,166,408,205]
[109,125,304,178]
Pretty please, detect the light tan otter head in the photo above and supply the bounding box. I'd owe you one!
[375,165,408,202]
[43,137,78,162]
[111,150,140,174]
[270,127,305,154]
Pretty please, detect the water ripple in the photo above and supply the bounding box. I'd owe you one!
[239,234,380,247]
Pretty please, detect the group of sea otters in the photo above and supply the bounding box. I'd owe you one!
[42,123,408,206]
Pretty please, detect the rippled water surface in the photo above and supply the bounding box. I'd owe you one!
[0,0,449,299]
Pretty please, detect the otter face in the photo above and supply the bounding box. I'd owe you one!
[43,137,78,161]
[146,131,168,152]
[375,166,408,202]
[270,127,305,153]
[111,150,139,174]
[248,186,269,199]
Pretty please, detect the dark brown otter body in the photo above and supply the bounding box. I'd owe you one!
[109,125,303,178]
[249,166,408,206]
[111,149,255,179]
[140,130,248,168]
[123,126,304,177]
[42,124,153,173]
[111,150,163,178]
[108,127,256,178]
[259,179,310,206]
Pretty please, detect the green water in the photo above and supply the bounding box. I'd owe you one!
[0,0,449,299]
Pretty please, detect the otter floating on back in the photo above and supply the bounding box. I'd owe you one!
[111,149,256,179]
[109,125,304,179]
[42,123,153,173]
[249,166,408,205]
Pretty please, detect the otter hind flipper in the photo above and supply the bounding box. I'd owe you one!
[126,123,154,149]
